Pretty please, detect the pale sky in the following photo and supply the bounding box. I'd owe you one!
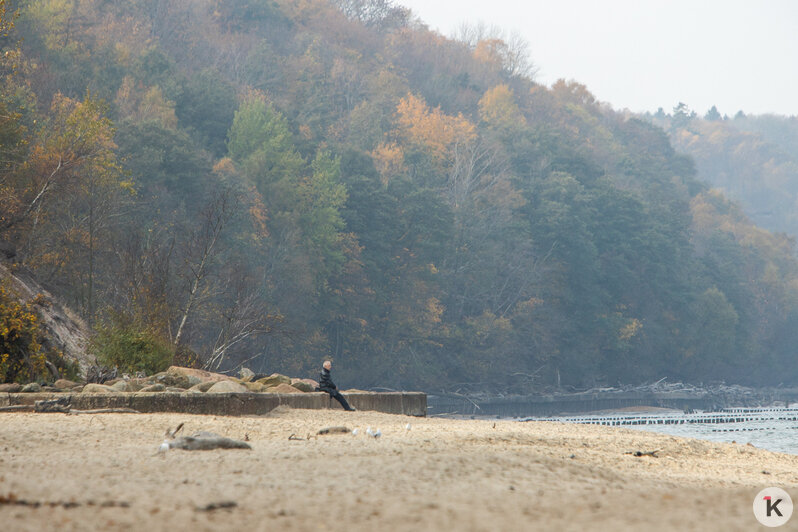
[398,0,798,117]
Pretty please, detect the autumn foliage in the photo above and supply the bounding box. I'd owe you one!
[2,0,798,391]
[0,281,76,382]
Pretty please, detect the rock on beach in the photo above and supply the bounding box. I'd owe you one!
[206,380,248,393]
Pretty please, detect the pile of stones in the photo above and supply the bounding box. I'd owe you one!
[0,366,320,395]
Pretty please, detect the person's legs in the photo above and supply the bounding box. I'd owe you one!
[330,390,355,411]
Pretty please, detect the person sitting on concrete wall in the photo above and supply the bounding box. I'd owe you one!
[316,360,355,411]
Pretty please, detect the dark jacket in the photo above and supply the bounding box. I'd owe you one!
[319,367,336,391]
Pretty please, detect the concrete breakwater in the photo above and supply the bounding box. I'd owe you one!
[0,391,427,417]
[428,388,798,418]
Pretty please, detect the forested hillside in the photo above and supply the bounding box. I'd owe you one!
[649,106,798,238]
[3,0,798,391]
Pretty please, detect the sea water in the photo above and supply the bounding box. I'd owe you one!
[546,408,798,455]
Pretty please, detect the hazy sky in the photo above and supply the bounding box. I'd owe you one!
[397,0,798,117]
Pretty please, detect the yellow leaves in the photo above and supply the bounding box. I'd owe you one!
[115,79,178,129]
[375,92,478,183]
[551,80,596,107]
[213,161,271,240]
[25,0,77,51]
[0,280,49,382]
[690,190,789,253]
[114,76,136,117]
[618,318,642,341]
[424,297,445,324]
[517,297,544,313]
[473,39,506,69]
[0,0,12,36]
[465,310,512,348]
[299,124,313,140]
[478,85,525,129]
[467,310,511,333]
[212,157,236,177]
[371,141,405,183]
[114,42,131,65]
[394,93,476,162]
[119,180,137,195]
[46,92,118,165]
[138,86,178,129]
[247,186,270,239]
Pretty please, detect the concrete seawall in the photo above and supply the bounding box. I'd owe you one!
[0,391,427,417]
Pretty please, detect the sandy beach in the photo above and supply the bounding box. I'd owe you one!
[1,408,796,531]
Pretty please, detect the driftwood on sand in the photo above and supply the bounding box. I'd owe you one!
[162,423,251,451]
[169,433,252,450]
[625,449,661,458]
[317,426,350,435]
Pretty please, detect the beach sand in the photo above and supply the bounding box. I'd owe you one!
[1,408,796,531]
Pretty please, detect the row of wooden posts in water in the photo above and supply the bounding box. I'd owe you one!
[530,407,798,427]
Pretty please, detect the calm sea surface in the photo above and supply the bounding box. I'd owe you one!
[545,408,798,455]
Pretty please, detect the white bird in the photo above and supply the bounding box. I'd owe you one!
[158,440,170,453]
[405,423,412,431]
[366,426,374,437]
[352,428,359,436]
[373,428,382,439]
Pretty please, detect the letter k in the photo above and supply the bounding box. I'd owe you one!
[765,497,783,517]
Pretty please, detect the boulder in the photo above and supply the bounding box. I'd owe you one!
[289,379,315,393]
[0,383,22,392]
[188,381,216,393]
[239,367,255,381]
[294,378,319,389]
[256,373,291,387]
[165,366,230,384]
[130,377,150,388]
[206,380,248,393]
[150,371,191,390]
[54,379,78,390]
[265,383,302,394]
[241,381,266,393]
[82,383,115,394]
[165,386,186,393]
[110,380,133,392]
[21,382,42,393]
[126,381,145,392]
[139,383,166,392]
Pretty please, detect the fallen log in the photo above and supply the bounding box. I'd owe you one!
[317,426,350,435]
[167,432,251,451]
[67,408,140,415]
[625,449,661,458]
